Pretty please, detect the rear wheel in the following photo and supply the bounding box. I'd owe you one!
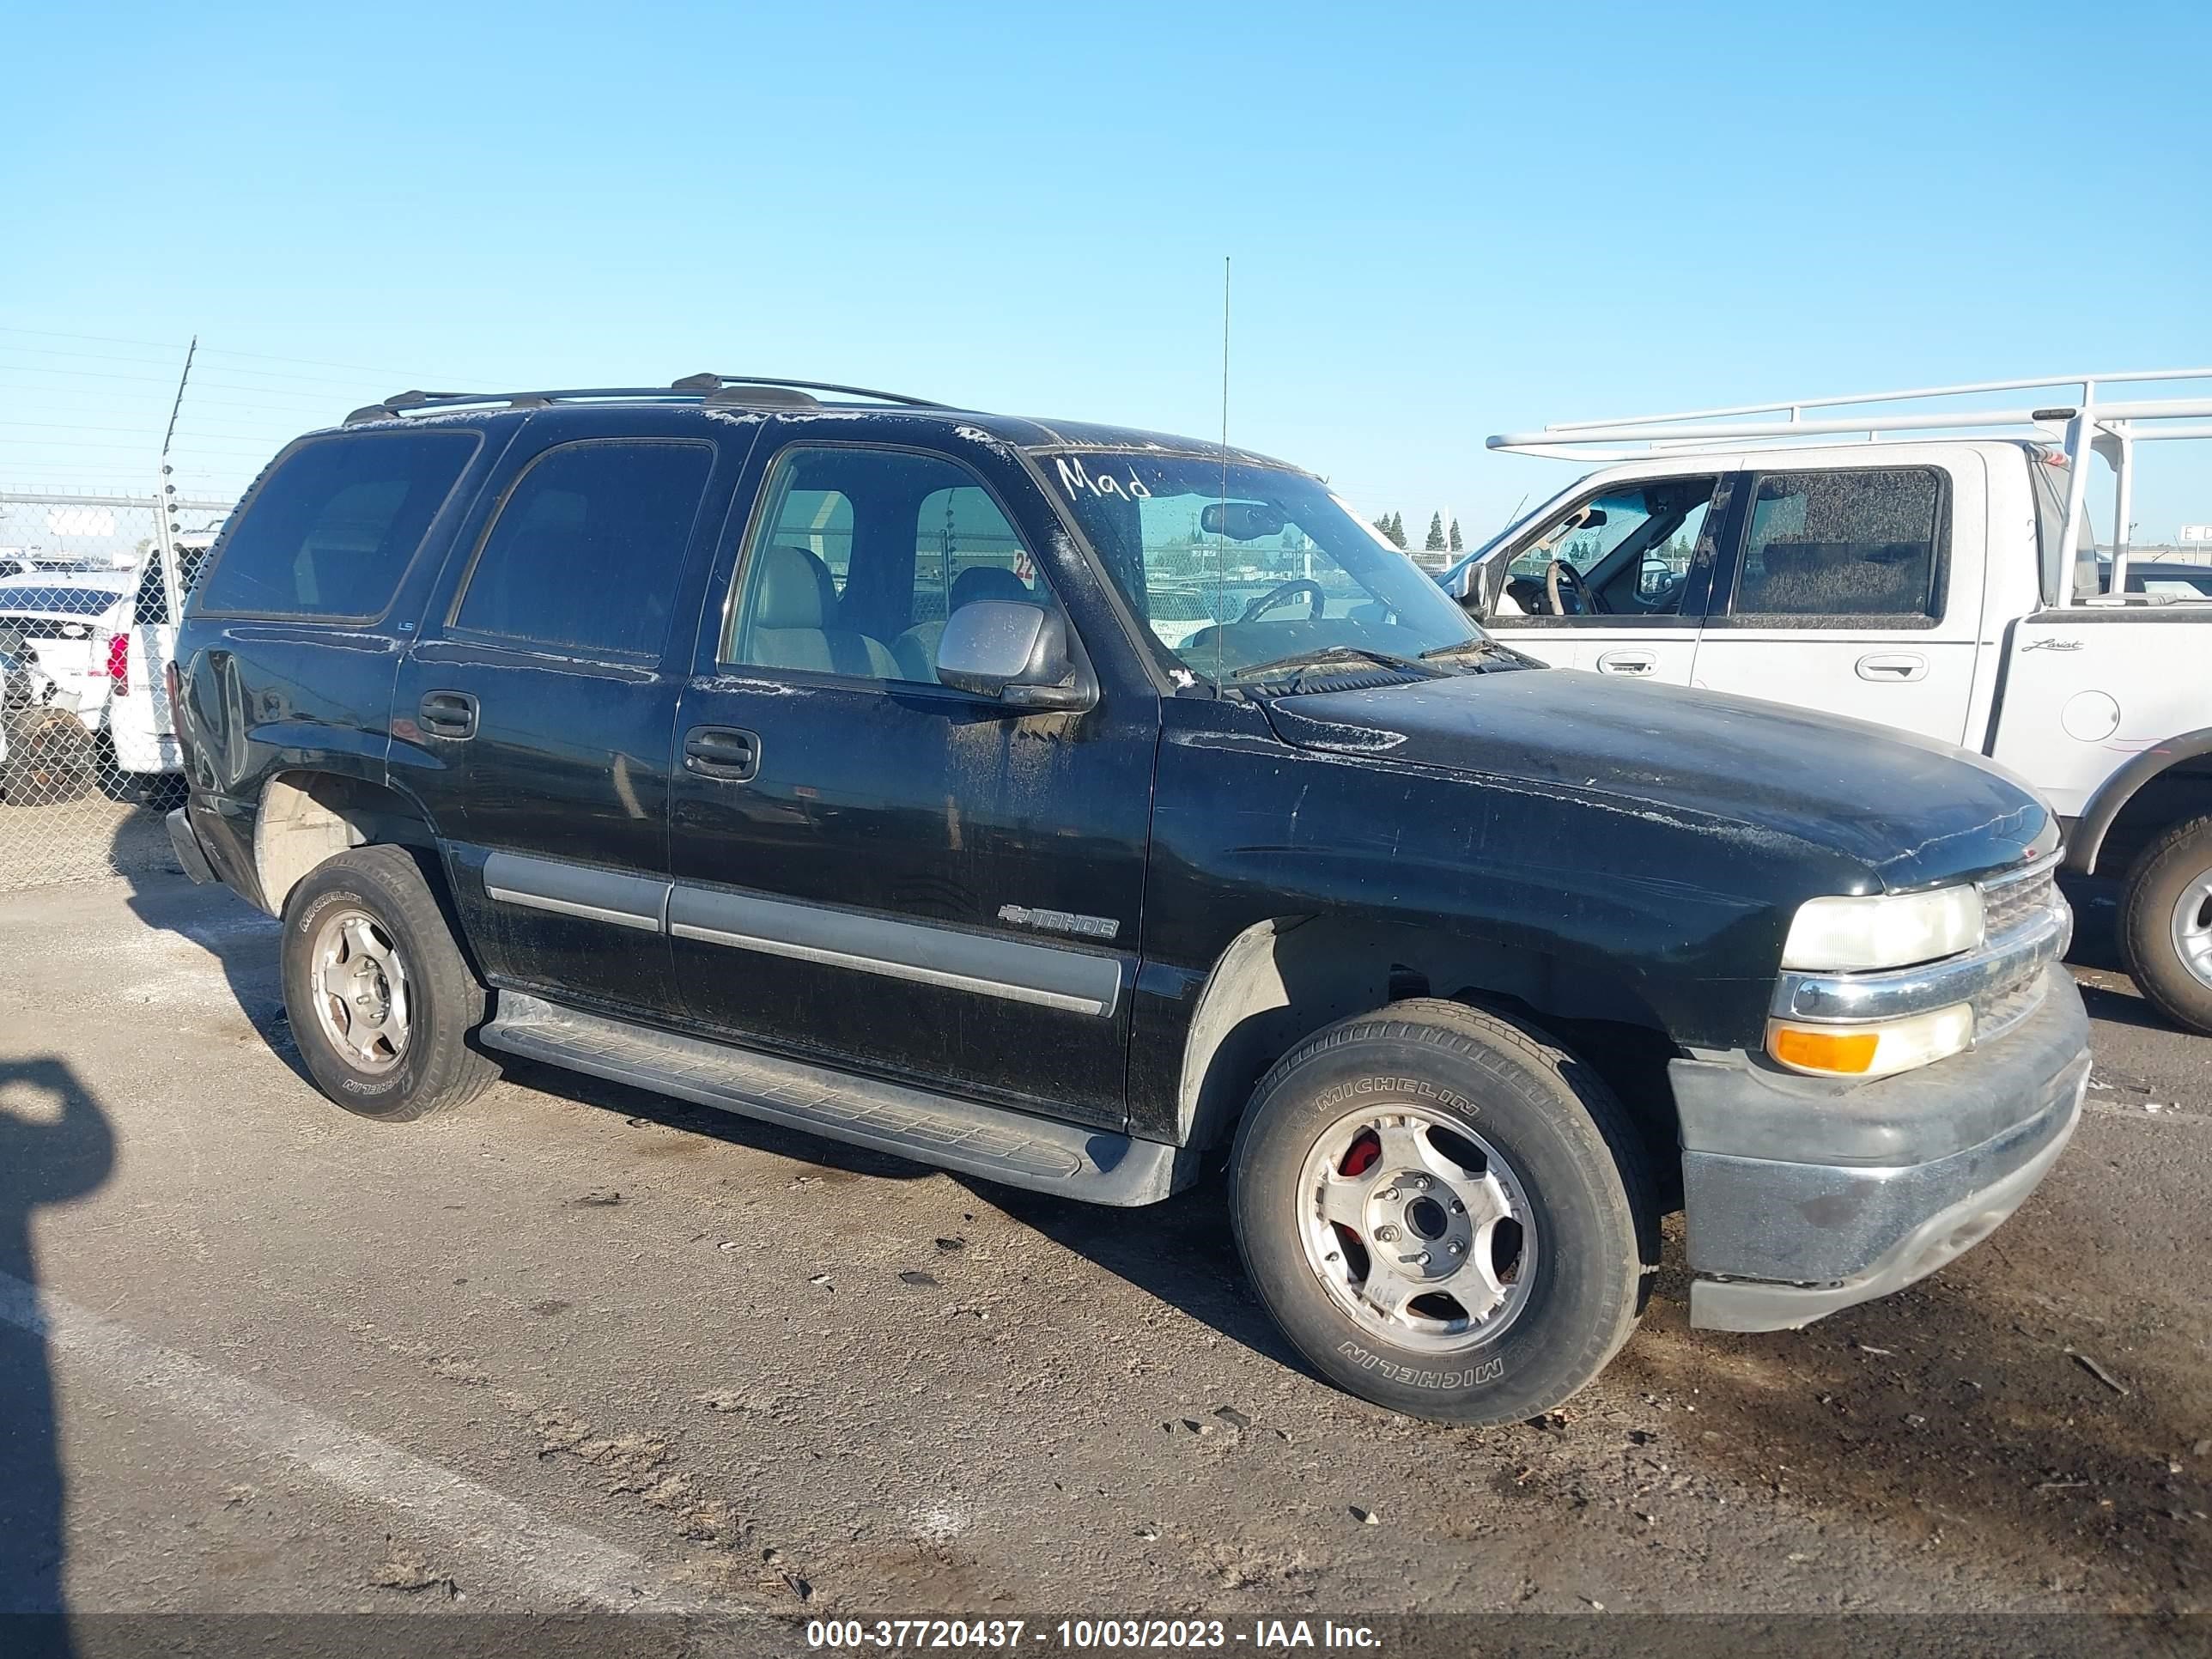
[1230,999,1657,1425]
[2,708,96,803]
[281,846,499,1121]
[2119,816,2212,1036]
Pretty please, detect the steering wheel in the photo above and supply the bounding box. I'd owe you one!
[1543,559,1595,617]
[1237,578,1326,625]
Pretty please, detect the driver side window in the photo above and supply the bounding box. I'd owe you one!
[723,447,1050,684]
[1501,477,1722,620]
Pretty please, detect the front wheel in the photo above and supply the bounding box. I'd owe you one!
[281,846,499,1121]
[1230,1000,1657,1425]
[2119,816,2212,1036]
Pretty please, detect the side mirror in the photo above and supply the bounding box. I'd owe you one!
[935,600,1095,712]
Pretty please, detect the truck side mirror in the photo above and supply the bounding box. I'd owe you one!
[936,600,1096,713]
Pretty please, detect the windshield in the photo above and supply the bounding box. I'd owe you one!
[1040,453,1488,684]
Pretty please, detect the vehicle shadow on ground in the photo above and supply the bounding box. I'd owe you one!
[979,1170,1307,1372]
[2073,981,2179,1035]
[487,1053,1297,1369]
[107,818,306,1086]
[2058,872,2190,1036]
[489,1054,958,1188]
[0,1057,116,1654]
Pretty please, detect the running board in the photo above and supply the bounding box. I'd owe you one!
[479,993,1194,1206]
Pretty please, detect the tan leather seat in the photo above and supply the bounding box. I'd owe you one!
[744,545,899,678]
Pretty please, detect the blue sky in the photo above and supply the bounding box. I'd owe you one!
[4,0,2209,541]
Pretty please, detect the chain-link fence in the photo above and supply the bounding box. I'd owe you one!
[1,487,234,891]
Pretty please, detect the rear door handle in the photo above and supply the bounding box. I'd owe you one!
[419,690,477,739]
[1595,650,1656,677]
[1855,653,1928,683]
[684,725,761,781]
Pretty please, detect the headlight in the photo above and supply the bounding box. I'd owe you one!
[1767,1003,1974,1079]
[1782,884,1984,972]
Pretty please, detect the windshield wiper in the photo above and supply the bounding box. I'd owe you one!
[1418,636,1529,666]
[1227,644,1443,684]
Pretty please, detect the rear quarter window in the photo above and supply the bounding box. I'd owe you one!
[194,429,480,621]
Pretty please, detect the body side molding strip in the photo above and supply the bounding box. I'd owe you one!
[476,849,1126,1018]
[482,850,669,933]
[668,884,1124,1018]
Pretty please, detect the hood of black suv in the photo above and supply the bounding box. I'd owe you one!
[1262,669,2051,891]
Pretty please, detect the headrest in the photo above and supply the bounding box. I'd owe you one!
[950,564,1031,611]
[755,544,835,630]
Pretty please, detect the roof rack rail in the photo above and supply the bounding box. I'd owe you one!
[1488,368,2212,610]
[343,374,946,426]
[668,374,946,408]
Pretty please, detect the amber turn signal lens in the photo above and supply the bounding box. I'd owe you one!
[1765,1003,1973,1079]
[1769,1025,1880,1074]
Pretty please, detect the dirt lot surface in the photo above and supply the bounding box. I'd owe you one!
[1,859,2207,1650]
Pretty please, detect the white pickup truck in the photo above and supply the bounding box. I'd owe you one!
[1443,370,2212,1034]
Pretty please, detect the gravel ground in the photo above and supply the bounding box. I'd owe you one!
[0,859,2206,1650]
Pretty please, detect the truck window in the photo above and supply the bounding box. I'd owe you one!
[195,431,479,621]
[721,447,1046,684]
[452,440,714,659]
[1730,467,1945,619]
[1501,477,1719,617]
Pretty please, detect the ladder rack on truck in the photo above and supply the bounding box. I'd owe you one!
[1487,369,2212,605]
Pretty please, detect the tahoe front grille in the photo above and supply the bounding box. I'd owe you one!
[1967,856,2069,1042]
[1981,861,2059,942]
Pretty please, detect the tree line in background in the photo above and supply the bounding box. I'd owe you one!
[1370,511,1463,556]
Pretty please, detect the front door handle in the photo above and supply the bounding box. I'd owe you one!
[1595,649,1656,677]
[684,725,761,781]
[419,690,478,739]
[1855,652,1928,683]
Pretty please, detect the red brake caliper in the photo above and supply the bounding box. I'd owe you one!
[1340,1132,1380,1177]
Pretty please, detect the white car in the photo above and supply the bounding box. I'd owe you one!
[0,569,133,799]
[0,534,212,801]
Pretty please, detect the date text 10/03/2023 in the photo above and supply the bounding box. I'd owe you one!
[805,1619,1382,1650]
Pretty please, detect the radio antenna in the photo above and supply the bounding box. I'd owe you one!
[1214,256,1231,687]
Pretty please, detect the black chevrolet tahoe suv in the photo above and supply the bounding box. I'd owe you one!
[166,374,2091,1425]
